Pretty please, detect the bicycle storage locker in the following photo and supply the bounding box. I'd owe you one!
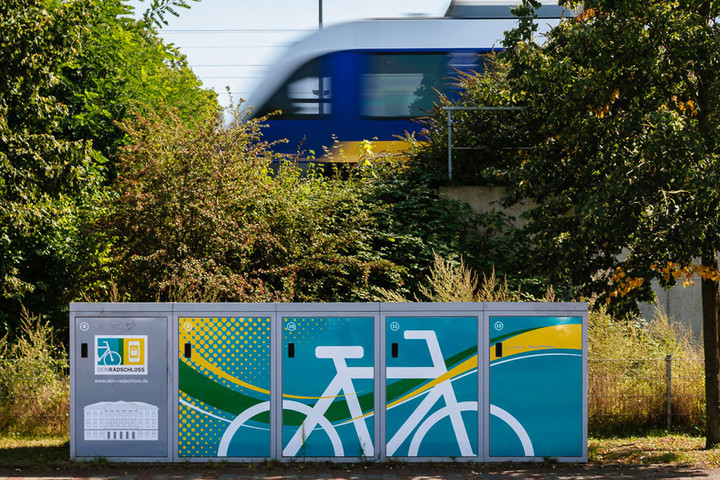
[69,302,587,462]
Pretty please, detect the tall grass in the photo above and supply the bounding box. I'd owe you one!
[378,253,551,302]
[381,254,706,435]
[0,308,69,436]
[589,307,704,435]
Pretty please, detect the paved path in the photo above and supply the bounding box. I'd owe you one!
[3,465,720,480]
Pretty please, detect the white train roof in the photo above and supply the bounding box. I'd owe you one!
[445,0,579,18]
[246,16,564,115]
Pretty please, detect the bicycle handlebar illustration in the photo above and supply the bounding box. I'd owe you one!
[218,329,533,457]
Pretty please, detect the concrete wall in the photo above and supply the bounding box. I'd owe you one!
[441,186,704,336]
[440,185,533,227]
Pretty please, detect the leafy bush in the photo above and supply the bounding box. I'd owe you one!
[90,105,406,303]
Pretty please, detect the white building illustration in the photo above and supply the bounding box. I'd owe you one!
[84,401,158,441]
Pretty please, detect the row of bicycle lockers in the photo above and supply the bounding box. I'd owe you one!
[70,302,588,462]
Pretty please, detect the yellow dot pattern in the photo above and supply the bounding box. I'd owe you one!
[178,391,229,457]
[283,316,359,343]
[178,317,271,457]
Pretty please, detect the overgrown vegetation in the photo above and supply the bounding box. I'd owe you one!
[589,308,704,435]
[80,104,487,304]
[0,308,68,436]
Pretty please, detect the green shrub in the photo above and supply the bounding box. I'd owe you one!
[0,308,69,436]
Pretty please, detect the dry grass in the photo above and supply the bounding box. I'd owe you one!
[0,308,69,436]
[589,435,720,467]
[588,307,704,434]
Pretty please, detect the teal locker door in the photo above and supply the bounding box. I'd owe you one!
[385,316,478,457]
[282,316,374,458]
[489,316,583,458]
[178,316,271,457]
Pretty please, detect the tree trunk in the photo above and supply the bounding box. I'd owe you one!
[703,250,720,448]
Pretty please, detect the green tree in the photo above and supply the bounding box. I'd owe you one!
[0,0,105,334]
[0,0,217,337]
[448,0,720,445]
[55,0,218,176]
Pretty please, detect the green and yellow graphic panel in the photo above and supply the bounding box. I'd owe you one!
[489,316,583,458]
[282,316,374,458]
[178,317,271,457]
[385,316,478,457]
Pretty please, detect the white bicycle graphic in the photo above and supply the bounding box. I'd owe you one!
[96,340,121,365]
[386,330,477,457]
[217,329,533,457]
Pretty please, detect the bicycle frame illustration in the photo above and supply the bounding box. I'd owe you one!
[96,340,121,365]
[386,330,477,457]
[217,329,529,458]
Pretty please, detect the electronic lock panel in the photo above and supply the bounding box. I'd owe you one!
[385,316,479,458]
[178,316,271,458]
[73,315,169,458]
[281,316,375,458]
[488,316,583,458]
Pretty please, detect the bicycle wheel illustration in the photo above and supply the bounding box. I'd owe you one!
[407,400,478,456]
[489,404,534,456]
[217,400,344,457]
[99,349,121,365]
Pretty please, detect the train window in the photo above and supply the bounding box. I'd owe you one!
[362,54,447,118]
[447,52,486,75]
[258,58,331,117]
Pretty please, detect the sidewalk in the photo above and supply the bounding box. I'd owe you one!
[3,464,720,480]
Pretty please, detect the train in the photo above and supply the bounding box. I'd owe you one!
[246,1,577,163]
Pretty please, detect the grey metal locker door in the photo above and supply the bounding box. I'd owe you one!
[73,316,168,458]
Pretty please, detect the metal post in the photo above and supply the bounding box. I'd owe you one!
[319,0,323,29]
[317,0,324,114]
[666,354,672,430]
[447,109,453,183]
[442,106,524,183]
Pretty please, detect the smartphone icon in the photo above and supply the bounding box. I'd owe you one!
[128,340,141,363]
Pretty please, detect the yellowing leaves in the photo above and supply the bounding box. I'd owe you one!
[654,262,720,285]
[593,90,619,118]
[607,267,644,303]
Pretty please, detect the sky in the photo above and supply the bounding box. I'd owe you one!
[129,0,453,108]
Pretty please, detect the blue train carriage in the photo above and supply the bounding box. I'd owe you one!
[246,1,577,163]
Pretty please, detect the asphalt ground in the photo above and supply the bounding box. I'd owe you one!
[2,464,720,480]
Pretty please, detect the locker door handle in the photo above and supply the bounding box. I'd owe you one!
[288,343,295,358]
[81,343,88,358]
[184,342,192,359]
[391,343,398,358]
[495,342,502,358]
